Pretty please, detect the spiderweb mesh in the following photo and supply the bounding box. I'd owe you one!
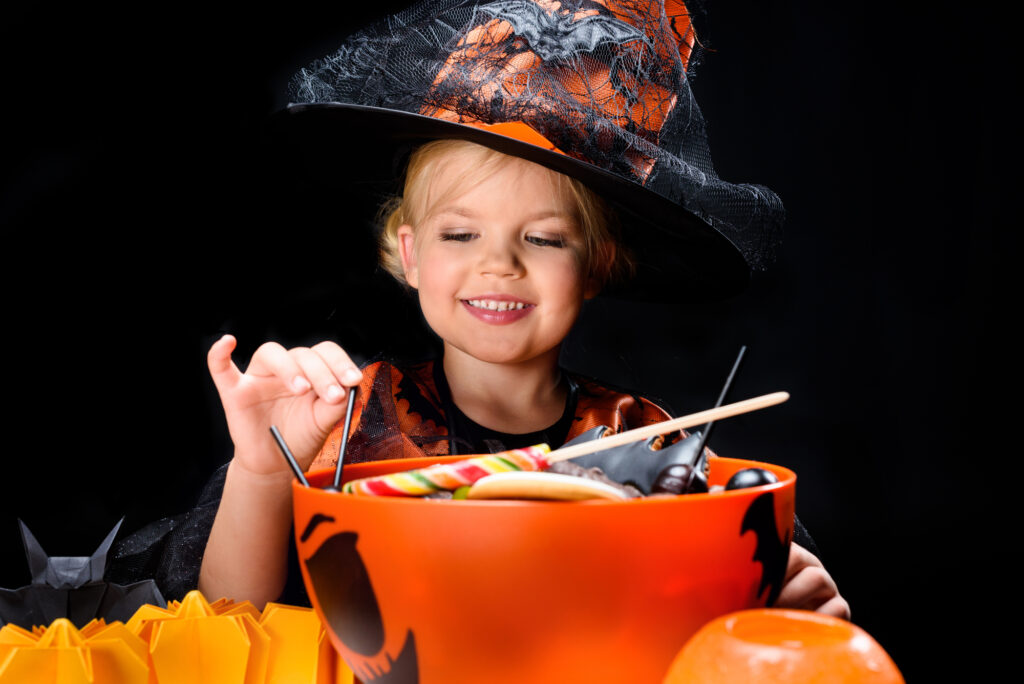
[322,362,456,465]
[289,0,782,270]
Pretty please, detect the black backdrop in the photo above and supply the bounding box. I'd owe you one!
[1,2,1008,679]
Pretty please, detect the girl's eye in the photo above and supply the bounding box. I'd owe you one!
[439,232,475,242]
[526,235,567,248]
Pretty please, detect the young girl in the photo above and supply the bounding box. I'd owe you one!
[198,0,848,619]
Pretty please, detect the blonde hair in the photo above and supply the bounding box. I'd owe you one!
[379,139,632,289]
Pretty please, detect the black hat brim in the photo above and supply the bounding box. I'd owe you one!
[264,103,749,302]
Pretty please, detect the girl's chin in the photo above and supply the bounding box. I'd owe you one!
[441,340,562,368]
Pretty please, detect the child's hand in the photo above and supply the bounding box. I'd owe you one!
[776,542,851,619]
[207,334,362,477]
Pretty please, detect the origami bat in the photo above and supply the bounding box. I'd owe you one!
[0,518,165,629]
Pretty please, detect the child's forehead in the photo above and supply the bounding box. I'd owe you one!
[428,204,577,228]
[431,146,559,184]
[422,147,574,214]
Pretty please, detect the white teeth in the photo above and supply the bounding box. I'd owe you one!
[467,299,527,311]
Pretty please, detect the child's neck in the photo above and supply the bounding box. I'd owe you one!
[442,344,567,435]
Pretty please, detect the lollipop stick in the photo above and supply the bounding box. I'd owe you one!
[549,391,789,464]
[705,346,746,432]
[270,425,310,487]
[332,386,358,490]
[693,345,747,468]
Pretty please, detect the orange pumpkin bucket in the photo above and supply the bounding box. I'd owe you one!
[663,608,905,683]
[293,455,795,683]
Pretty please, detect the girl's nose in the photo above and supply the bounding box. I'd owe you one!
[478,241,525,278]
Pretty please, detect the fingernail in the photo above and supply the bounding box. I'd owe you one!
[326,384,345,402]
[292,376,311,392]
[343,368,362,384]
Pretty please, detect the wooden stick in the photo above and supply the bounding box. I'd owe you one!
[548,391,790,464]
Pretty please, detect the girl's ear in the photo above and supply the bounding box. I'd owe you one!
[584,241,616,299]
[397,225,419,289]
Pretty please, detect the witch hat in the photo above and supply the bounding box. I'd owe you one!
[272,0,784,301]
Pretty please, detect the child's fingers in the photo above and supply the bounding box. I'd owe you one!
[209,337,361,406]
[816,595,851,620]
[207,334,242,391]
[776,565,842,613]
[246,341,316,395]
[289,345,358,404]
[784,541,821,582]
[310,341,363,386]
[777,541,847,617]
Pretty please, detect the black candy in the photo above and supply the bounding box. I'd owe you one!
[651,464,709,495]
[725,468,778,490]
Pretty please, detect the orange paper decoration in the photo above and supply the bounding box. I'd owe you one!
[1,591,351,683]
[0,618,148,684]
[125,591,351,684]
[146,591,269,684]
[259,603,352,684]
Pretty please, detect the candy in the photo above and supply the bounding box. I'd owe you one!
[650,463,709,495]
[725,468,778,490]
[337,392,788,498]
[341,445,552,496]
[466,471,630,501]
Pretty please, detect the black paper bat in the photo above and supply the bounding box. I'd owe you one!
[0,519,165,629]
[740,492,792,606]
[479,0,650,61]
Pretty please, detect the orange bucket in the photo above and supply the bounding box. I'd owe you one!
[293,455,795,683]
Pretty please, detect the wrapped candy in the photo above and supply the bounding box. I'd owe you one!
[339,393,788,497]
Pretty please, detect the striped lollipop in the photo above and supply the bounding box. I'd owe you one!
[342,445,552,496]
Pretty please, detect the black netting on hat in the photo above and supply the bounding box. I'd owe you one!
[289,0,782,271]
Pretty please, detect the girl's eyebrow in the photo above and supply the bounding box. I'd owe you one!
[431,206,476,219]
[523,210,575,223]
[432,206,573,223]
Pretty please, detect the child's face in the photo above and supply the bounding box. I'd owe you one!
[398,151,597,368]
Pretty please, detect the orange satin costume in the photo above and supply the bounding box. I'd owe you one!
[310,359,675,470]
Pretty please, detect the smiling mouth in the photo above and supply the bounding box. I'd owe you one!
[463,299,533,311]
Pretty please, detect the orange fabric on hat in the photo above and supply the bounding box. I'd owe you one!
[462,121,567,154]
[419,0,698,182]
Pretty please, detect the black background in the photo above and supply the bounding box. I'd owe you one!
[0,1,1009,679]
